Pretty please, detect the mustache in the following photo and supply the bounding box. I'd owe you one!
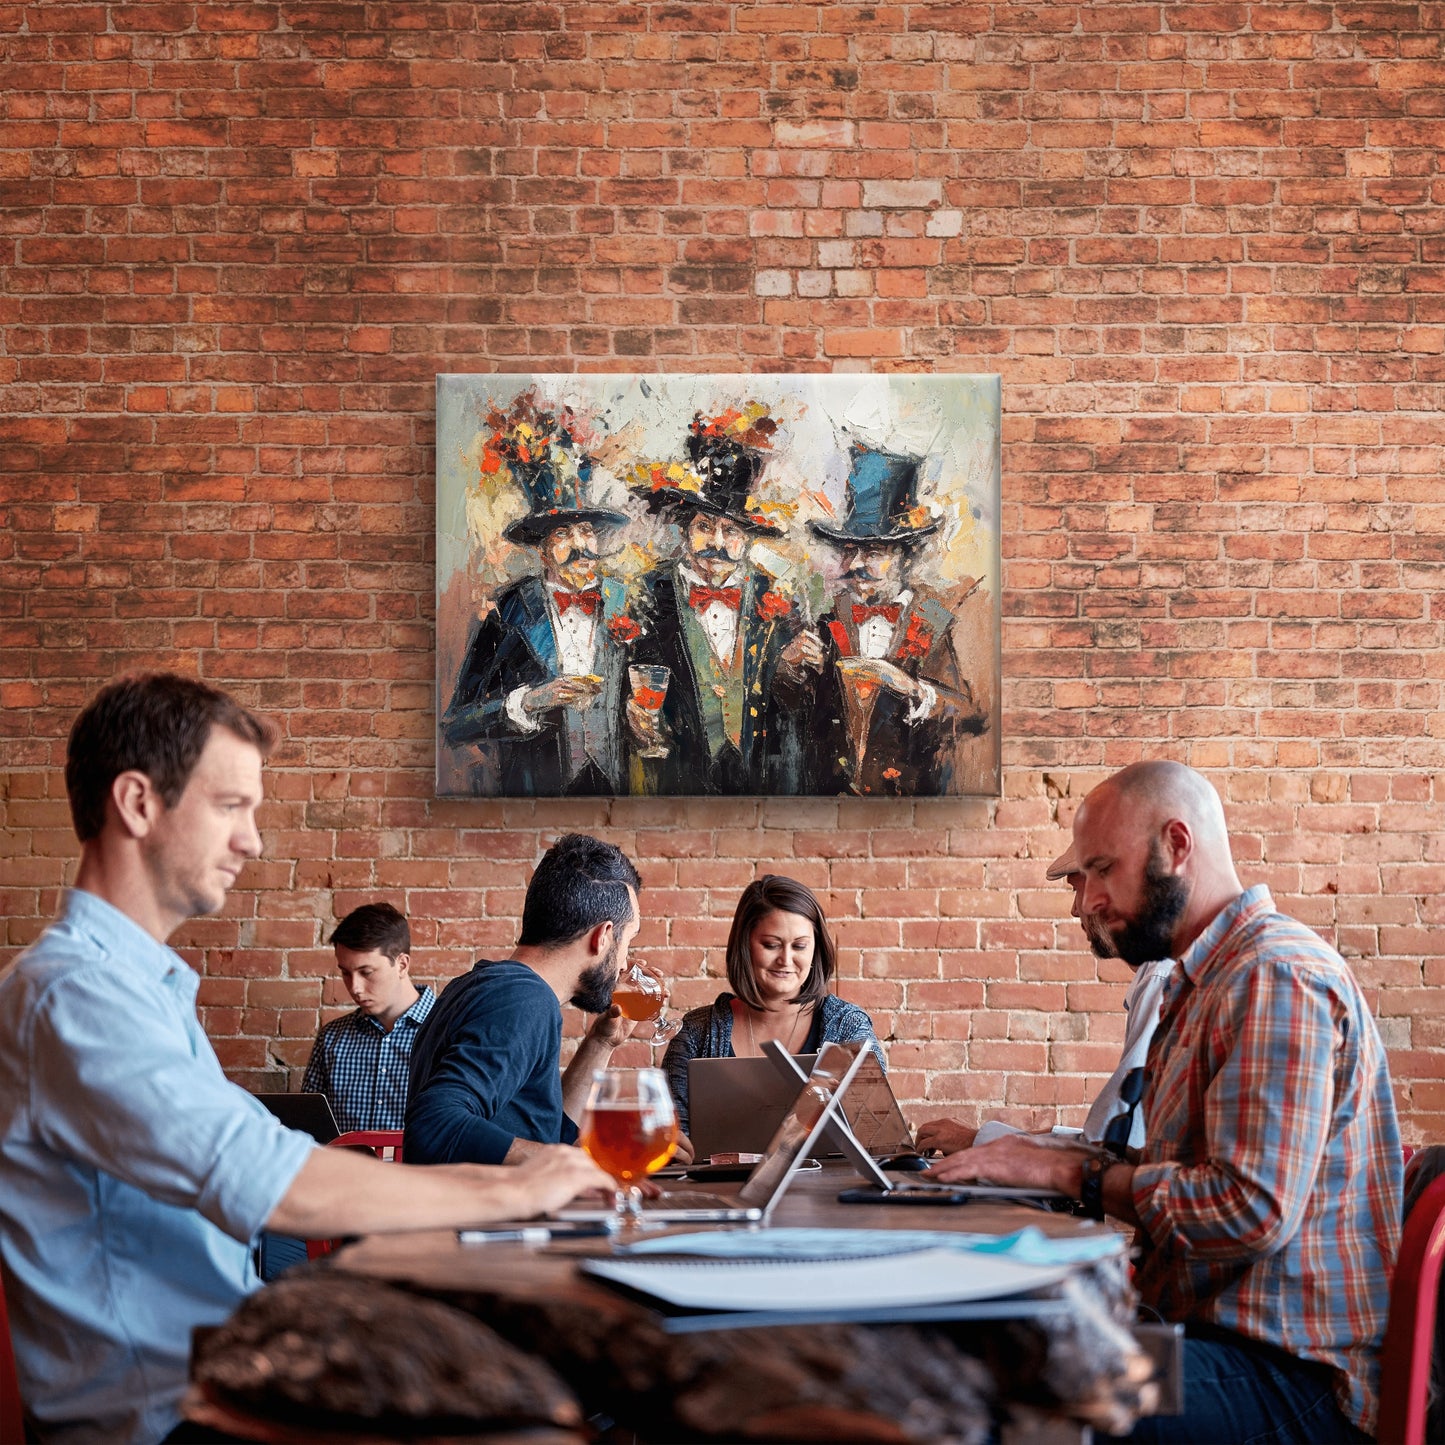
[559,549,602,565]
[693,547,735,561]
[842,567,882,582]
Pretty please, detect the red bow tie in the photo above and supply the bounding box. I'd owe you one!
[554,588,601,616]
[689,585,742,612]
[852,602,902,625]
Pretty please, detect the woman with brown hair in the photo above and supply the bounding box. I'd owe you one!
[661,874,884,1136]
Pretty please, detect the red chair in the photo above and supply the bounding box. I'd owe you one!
[1378,1171,1445,1445]
[1,1265,26,1445]
[305,1130,404,1260]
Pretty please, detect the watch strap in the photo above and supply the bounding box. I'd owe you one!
[1079,1154,1109,1220]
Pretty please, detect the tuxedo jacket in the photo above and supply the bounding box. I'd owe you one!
[632,563,807,795]
[812,588,987,797]
[441,574,630,796]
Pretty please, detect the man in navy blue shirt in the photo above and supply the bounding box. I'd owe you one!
[406,833,651,1165]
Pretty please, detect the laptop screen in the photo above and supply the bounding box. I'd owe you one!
[737,1041,869,1214]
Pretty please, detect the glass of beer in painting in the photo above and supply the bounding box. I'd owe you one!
[628,664,671,758]
[612,959,682,1053]
[580,1068,679,1227]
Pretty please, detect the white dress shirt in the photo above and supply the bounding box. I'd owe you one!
[680,563,741,665]
[505,582,600,734]
[974,957,1177,1154]
[852,588,936,723]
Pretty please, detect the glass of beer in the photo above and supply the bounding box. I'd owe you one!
[580,1068,679,1227]
[612,959,683,1052]
[628,664,671,758]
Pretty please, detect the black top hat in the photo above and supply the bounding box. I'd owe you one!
[502,444,629,546]
[808,445,942,547]
[640,412,783,535]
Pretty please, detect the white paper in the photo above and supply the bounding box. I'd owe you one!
[583,1247,1071,1312]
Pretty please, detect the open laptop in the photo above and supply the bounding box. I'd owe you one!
[688,1052,818,1159]
[255,1091,341,1145]
[557,1041,871,1226]
[762,1044,1071,1207]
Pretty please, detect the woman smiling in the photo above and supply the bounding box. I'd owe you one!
[662,875,885,1137]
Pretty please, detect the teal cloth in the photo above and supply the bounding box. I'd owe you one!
[620,1225,1123,1267]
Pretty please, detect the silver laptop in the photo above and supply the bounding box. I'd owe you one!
[763,1044,1071,1204]
[558,1041,871,1225]
[688,1052,818,1159]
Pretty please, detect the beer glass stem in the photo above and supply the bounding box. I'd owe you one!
[617,1184,644,1227]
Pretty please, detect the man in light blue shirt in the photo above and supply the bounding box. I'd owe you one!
[0,673,611,1445]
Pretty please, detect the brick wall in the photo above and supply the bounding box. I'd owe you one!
[3,2,1442,1137]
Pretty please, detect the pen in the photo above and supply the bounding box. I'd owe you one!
[459,1227,553,1245]
[458,1222,616,1244]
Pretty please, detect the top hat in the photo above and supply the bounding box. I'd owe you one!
[808,445,942,548]
[640,412,783,535]
[502,443,629,546]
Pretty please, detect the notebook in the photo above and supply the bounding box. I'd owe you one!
[687,1052,818,1159]
[255,1091,342,1145]
[557,1040,871,1226]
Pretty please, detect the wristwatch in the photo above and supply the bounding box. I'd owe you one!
[1079,1154,1110,1221]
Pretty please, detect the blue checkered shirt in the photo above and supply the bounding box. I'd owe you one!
[301,987,436,1133]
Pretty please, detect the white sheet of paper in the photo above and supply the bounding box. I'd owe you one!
[583,1246,1071,1312]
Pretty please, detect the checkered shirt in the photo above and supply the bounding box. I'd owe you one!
[301,986,436,1133]
[1130,886,1401,1436]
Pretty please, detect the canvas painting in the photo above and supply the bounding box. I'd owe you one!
[436,374,1001,799]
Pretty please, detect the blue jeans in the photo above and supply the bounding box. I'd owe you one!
[1103,1324,1371,1445]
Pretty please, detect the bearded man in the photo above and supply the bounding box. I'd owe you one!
[930,760,1400,1445]
[404,834,645,1165]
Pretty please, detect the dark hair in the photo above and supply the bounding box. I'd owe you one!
[725,875,836,1009]
[330,902,410,962]
[518,833,641,948]
[65,672,276,843]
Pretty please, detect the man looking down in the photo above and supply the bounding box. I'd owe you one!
[929,760,1400,1445]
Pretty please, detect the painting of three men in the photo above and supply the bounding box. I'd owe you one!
[435,373,1001,799]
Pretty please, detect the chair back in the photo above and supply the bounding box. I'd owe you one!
[1378,1171,1445,1445]
[0,1264,25,1445]
[305,1130,405,1260]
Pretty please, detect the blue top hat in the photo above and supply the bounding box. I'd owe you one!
[808,445,942,547]
[502,440,629,546]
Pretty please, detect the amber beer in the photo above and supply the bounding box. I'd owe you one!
[613,987,663,1023]
[582,1104,678,1184]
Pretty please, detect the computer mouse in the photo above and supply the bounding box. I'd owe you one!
[880,1153,933,1173]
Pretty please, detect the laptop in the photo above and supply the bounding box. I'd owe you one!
[687,1052,818,1159]
[255,1092,342,1145]
[761,1045,1071,1207]
[557,1041,871,1226]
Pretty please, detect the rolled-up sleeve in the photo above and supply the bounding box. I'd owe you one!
[28,973,314,1245]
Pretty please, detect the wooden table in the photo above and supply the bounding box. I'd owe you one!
[311,1166,1153,1443]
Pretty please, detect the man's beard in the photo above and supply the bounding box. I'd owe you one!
[1110,845,1188,967]
[571,940,619,1014]
[1081,910,1117,960]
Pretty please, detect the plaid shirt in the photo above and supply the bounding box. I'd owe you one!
[301,987,436,1133]
[1131,886,1401,1435]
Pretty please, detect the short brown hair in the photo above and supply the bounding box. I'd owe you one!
[724,875,836,1009]
[330,902,410,962]
[65,673,276,842]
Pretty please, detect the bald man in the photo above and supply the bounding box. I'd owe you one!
[930,761,1401,1445]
